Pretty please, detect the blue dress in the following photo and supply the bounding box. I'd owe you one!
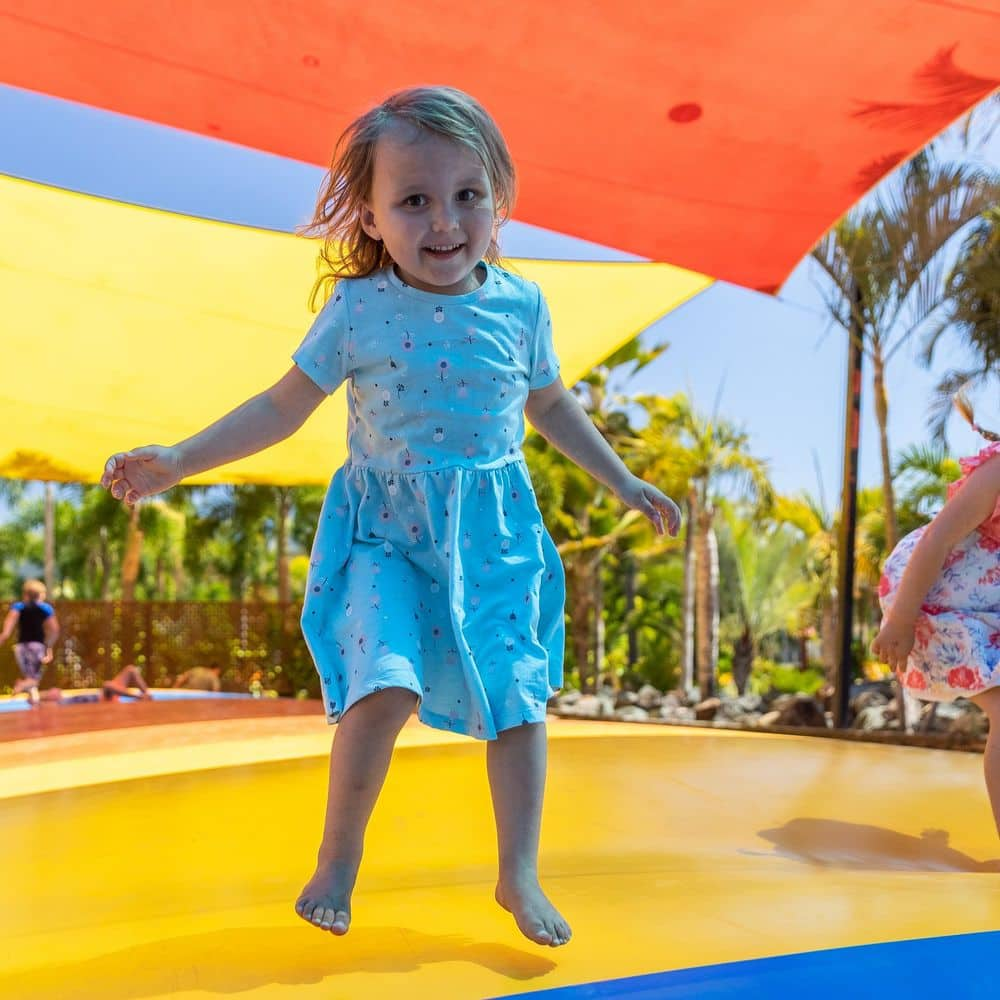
[292,263,565,739]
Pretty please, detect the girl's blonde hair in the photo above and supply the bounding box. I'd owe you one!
[302,86,516,307]
[955,384,1000,442]
[22,579,46,601]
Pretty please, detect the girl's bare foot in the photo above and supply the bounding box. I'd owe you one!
[295,858,359,935]
[496,877,572,947]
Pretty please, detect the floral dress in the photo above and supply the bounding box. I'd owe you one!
[292,263,565,739]
[879,441,1000,701]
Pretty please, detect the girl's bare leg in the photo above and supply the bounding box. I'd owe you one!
[295,687,417,934]
[487,721,571,947]
[971,688,1000,837]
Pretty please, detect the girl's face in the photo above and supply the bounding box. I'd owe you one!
[361,124,496,295]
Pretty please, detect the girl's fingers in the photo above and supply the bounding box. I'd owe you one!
[101,454,125,488]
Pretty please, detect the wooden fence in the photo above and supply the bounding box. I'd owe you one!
[1,601,318,696]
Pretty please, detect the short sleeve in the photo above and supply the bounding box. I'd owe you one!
[948,441,1000,502]
[528,286,561,390]
[292,284,352,395]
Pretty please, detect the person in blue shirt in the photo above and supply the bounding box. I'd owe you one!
[99,86,681,948]
[0,578,60,705]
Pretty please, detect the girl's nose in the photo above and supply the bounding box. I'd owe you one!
[430,206,459,232]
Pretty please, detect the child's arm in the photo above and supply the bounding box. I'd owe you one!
[0,609,16,645]
[525,379,681,537]
[41,613,60,664]
[872,453,1000,671]
[101,366,327,504]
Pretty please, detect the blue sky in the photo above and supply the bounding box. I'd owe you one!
[1,82,994,505]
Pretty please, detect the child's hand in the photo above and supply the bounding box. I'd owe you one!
[871,616,915,673]
[615,476,682,537]
[100,446,185,506]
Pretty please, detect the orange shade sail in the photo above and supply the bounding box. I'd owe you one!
[1,1,997,291]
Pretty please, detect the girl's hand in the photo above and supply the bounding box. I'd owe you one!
[100,446,185,506]
[871,616,915,673]
[41,648,53,665]
[615,476,682,537]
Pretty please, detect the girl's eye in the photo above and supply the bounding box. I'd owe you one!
[403,195,427,207]
[457,189,480,203]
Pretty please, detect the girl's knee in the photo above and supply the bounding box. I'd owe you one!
[360,686,418,727]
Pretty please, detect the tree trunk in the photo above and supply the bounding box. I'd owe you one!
[594,559,605,685]
[872,348,899,552]
[121,504,143,601]
[569,558,594,692]
[695,501,719,698]
[681,491,697,694]
[732,627,754,695]
[821,594,838,687]
[99,525,111,601]
[623,554,638,671]
[277,487,291,604]
[44,481,55,591]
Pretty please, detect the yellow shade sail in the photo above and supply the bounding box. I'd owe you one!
[0,174,712,485]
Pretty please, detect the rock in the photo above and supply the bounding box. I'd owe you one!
[946,704,988,740]
[758,710,782,728]
[772,693,828,728]
[613,705,650,722]
[572,694,603,718]
[660,705,696,722]
[851,689,889,715]
[853,704,892,731]
[694,696,722,721]
[556,690,581,707]
[615,690,639,709]
[661,693,682,710]
[637,684,663,710]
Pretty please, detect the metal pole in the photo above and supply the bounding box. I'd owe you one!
[834,283,864,727]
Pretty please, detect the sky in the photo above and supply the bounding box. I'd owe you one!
[1,82,995,511]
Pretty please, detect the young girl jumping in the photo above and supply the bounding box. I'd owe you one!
[100,86,681,947]
[874,388,1000,836]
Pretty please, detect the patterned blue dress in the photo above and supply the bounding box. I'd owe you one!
[292,263,565,738]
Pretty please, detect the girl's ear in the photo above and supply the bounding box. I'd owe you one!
[360,203,381,242]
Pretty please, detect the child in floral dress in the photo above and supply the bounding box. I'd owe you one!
[875,389,1000,835]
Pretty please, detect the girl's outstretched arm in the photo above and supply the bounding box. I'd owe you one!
[525,379,680,537]
[101,366,327,505]
[873,453,1000,671]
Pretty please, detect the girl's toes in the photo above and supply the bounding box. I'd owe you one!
[311,906,330,927]
[295,898,312,919]
[319,908,336,930]
[331,910,350,935]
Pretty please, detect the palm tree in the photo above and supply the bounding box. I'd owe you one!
[812,152,999,551]
[631,394,772,698]
[893,444,962,520]
[773,493,839,686]
[923,207,1000,439]
[718,505,815,694]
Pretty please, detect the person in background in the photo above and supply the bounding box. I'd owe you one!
[0,579,60,706]
[174,663,223,692]
[24,663,153,704]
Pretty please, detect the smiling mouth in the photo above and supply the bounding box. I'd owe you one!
[423,243,465,256]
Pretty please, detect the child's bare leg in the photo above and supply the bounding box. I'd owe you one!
[487,721,571,947]
[971,688,1000,837]
[117,665,151,697]
[295,687,417,934]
